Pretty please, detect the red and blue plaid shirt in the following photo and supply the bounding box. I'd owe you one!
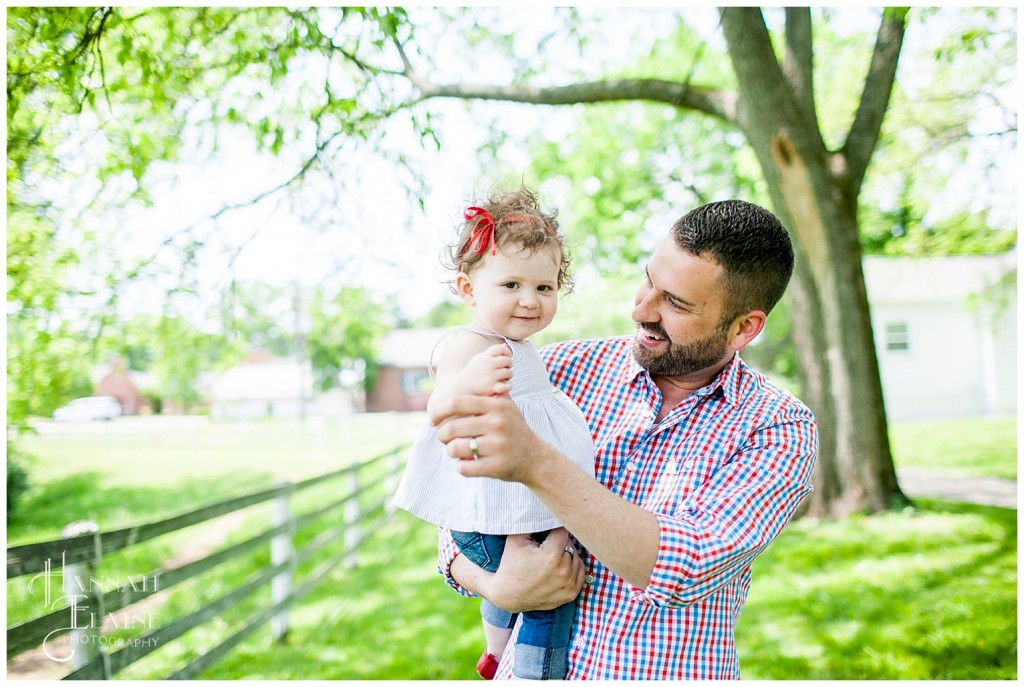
[438,336,817,679]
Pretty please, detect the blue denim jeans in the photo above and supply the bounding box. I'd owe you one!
[452,530,577,680]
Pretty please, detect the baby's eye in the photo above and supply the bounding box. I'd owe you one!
[537,285,554,292]
[502,281,520,289]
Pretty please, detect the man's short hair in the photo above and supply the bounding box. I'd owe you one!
[671,200,795,320]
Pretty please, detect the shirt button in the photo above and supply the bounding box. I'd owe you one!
[585,574,596,585]
[625,461,637,471]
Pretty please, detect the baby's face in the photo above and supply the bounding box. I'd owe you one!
[463,243,561,341]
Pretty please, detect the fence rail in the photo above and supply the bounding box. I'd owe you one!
[6,443,408,680]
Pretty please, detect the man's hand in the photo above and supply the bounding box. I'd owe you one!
[456,528,585,612]
[436,384,662,591]
[432,393,552,484]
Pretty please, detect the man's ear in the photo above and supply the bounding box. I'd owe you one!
[729,310,767,352]
[454,272,475,307]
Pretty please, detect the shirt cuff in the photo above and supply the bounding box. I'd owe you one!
[437,526,477,598]
[624,513,701,607]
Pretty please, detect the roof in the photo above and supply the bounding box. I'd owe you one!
[209,358,313,401]
[862,251,1016,305]
[377,327,451,368]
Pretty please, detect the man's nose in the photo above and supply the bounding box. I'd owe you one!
[632,284,656,322]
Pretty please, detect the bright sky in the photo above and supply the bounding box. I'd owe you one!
[103,6,698,322]
[69,6,1016,326]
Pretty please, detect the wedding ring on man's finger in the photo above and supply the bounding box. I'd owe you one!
[563,545,575,557]
[468,437,480,460]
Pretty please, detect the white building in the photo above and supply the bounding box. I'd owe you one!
[863,251,1017,421]
[208,356,357,419]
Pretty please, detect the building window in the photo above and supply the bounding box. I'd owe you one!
[402,370,433,395]
[885,322,909,352]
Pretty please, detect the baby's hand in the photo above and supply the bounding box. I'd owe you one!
[460,343,513,397]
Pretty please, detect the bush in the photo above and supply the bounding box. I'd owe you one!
[7,441,31,520]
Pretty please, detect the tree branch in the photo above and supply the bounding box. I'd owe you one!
[718,8,793,132]
[842,8,906,189]
[393,15,736,125]
[411,75,736,121]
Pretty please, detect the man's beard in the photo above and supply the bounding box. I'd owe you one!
[632,321,732,376]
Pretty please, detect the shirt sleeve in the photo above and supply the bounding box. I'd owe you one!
[437,526,477,598]
[636,404,817,607]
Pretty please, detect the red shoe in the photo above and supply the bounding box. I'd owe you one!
[476,652,499,680]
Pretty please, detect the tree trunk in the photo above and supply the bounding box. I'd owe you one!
[408,7,912,517]
[762,136,907,516]
[720,8,908,516]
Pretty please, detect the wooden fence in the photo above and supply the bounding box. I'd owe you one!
[6,443,408,680]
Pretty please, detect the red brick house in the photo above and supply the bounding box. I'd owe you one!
[366,328,446,412]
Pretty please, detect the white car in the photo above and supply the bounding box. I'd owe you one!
[52,396,123,422]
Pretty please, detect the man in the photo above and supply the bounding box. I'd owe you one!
[430,200,818,679]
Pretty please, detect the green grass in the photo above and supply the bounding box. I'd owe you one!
[8,414,425,543]
[5,414,425,641]
[890,415,1017,480]
[737,500,1016,679]
[94,502,1018,680]
[6,413,1017,679]
[119,512,483,680]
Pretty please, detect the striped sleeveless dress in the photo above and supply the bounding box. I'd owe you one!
[392,335,595,535]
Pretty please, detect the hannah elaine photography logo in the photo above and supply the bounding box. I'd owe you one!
[27,554,162,663]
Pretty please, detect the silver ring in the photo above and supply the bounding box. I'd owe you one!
[563,545,575,557]
[468,437,479,460]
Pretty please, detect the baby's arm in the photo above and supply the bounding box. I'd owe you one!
[427,335,512,417]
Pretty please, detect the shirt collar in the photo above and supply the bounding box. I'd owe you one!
[626,349,744,407]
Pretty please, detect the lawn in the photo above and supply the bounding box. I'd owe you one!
[8,413,426,544]
[5,413,1017,679]
[737,499,1016,679]
[889,415,1017,480]
[108,501,1015,681]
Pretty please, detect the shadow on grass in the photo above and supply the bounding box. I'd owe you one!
[37,499,1013,680]
[6,469,277,545]
[156,511,483,680]
[6,469,281,630]
[738,500,1017,679]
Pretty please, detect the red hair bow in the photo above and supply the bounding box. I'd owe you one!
[463,206,497,256]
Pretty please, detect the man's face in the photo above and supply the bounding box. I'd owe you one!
[631,237,736,377]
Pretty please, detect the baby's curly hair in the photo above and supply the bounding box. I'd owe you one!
[443,185,574,294]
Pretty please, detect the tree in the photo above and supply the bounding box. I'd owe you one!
[7,7,1013,517]
[6,211,95,428]
[219,281,303,358]
[6,6,406,427]
[369,6,1013,515]
[306,286,393,394]
[390,7,953,516]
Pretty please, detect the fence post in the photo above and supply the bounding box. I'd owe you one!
[384,447,401,518]
[270,483,294,643]
[61,520,108,676]
[344,472,360,569]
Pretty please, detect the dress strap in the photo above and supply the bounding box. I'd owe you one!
[426,327,514,381]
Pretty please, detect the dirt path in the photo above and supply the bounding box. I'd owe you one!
[897,468,1017,509]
